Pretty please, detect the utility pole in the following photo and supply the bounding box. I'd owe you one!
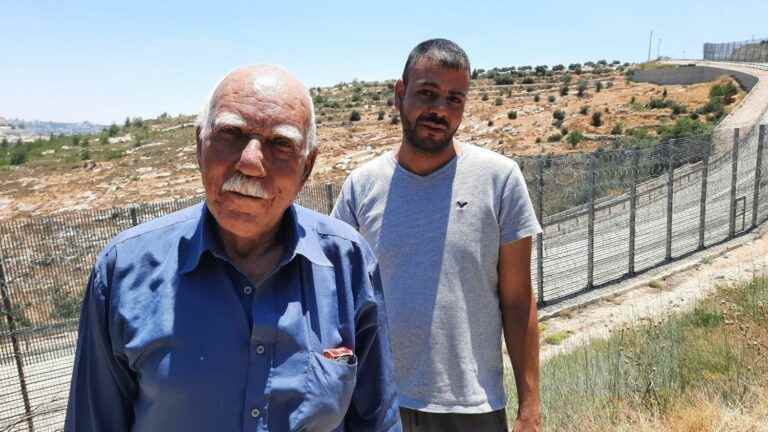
[647,30,654,62]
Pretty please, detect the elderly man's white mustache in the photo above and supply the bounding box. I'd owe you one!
[222,173,269,199]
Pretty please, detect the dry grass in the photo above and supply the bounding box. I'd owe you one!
[505,276,768,431]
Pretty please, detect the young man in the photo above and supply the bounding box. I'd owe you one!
[332,39,542,431]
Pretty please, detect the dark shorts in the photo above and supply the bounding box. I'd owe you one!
[399,407,508,432]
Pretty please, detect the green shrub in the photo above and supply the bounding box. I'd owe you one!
[671,104,687,116]
[377,111,385,121]
[522,77,535,84]
[567,130,585,148]
[591,112,603,127]
[390,115,400,125]
[658,117,713,141]
[553,109,566,121]
[548,95,556,103]
[648,98,673,109]
[507,111,518,120]
[577,80,588,97]
[611,124,623,135]
[494,97,503,106]
[547,133,561,143]
[595,81,603,92]
[580,105,590,115]
[534,94,540,102]
[560,86,569,96]
[10,147,27,165]
[80,148,91,160]
[349,111,361,121]
[481,93,489,101]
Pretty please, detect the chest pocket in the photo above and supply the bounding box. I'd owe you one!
[289,351,357,431]
[288,261,358,431]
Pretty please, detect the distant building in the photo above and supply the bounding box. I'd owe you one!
[0,117,11,130]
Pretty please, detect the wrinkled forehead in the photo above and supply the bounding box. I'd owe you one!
[211,70,310,125]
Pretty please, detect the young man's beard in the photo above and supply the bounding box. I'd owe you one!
[401,111,455,154]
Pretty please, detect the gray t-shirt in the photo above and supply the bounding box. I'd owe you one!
[331,143,542,413]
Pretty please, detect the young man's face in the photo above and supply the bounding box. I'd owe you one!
[395,57,469,154]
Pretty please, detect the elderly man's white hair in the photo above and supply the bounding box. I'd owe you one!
[196,66,317,156]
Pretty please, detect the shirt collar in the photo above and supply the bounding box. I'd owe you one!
[179,202,332,274]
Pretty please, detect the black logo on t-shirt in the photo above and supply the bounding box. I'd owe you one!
[456,201,468,209]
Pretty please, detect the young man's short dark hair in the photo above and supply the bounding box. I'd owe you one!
[401,38,471,85]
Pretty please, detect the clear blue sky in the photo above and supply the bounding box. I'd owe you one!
[1,0,766,125]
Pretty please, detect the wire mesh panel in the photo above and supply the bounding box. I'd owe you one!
[758,126,768,223]
[703,38,768,63]
[670,137,709,257]
[541,154,590,301]
[631,144,669,272]
[592,149,634,286]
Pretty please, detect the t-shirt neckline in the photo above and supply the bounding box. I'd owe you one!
[388,142,472,182]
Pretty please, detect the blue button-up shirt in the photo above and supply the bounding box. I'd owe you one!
[65,202,401,431]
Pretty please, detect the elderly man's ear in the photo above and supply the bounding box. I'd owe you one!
[302,148,318,183]
[195,126,203,165]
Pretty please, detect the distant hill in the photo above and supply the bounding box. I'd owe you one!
[2,118,106,136]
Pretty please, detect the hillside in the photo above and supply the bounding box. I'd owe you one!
[0,63,746,220]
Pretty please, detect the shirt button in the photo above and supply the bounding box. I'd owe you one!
[255,345,265,354]
[243,286,253,295]
[251,407,260,418]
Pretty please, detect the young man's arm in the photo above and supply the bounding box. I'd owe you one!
[499,236,541,432]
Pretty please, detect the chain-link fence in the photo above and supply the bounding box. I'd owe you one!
[704,37,768,63]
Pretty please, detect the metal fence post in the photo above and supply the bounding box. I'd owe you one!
[666,140,675,261]
[753,125,766,228]
[729,129,740,238]
[587,154,596,290]
[536,156,545,306]
[324,183,335,215]
[129,206,139,227]
[628,150,639,275]
[699,138,711,250]
[0,251,34,432]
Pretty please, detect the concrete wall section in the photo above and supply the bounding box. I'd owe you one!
[629,66,758,92]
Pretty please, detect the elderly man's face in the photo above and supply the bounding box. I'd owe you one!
[197,68,316,240]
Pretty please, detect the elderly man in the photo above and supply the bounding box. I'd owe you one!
[333,40,542,431]
[64,65,401,432]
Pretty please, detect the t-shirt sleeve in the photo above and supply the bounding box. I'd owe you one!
[331,175,360,231]
[499,162,543,244]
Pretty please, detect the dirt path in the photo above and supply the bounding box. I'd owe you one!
[534,225,768,361]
